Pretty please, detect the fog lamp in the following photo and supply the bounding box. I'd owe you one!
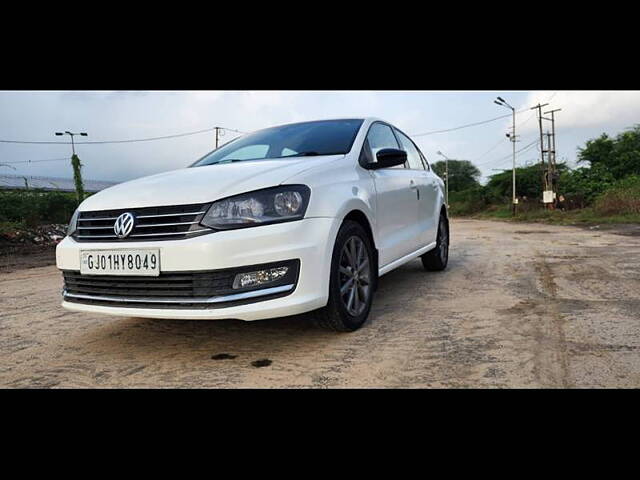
[232,266,289,289]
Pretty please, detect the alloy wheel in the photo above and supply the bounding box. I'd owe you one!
[439,217,449,264]
[338,236,371,316]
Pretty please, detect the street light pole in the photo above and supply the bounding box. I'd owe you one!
[436,151,450,209]
[494,97,517,216]
[55,130,88,156]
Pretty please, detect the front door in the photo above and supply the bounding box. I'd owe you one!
[364,122,421,268]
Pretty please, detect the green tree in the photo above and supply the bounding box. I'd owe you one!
[559,163,616,204]
[432,160,481,192]
[578,125,640,178]
[484,164,558,201]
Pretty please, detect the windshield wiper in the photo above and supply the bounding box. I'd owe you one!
[212,158,247,164]
[282,151,344,158]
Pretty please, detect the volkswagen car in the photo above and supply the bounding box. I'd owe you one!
[56,118,449,331]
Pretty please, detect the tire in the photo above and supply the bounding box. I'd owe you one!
[421,212,449,271]
[313,220,375,332]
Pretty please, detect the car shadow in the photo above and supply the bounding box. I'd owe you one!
[72,257,457,360]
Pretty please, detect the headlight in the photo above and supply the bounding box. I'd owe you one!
[67,208,80,236]
[201,185,311,230]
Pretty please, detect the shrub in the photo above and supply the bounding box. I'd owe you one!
[559,164,616,205]
[448,186,489,216]
[594,176,640,215]
[0,190,84,226]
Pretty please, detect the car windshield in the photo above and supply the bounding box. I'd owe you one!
[191,119,364,167]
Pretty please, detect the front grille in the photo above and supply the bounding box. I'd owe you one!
[74,203,212,242]
[61,260,300,309]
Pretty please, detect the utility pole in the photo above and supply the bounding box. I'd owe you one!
[544,108,562,206]
[55,130,88,204]
[545,131,553,197]
[494,96,518,216]
[530,103,550,206]
[436,151,450,209]
[214,126,227,149]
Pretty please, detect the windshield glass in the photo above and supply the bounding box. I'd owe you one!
[192,119,364,167]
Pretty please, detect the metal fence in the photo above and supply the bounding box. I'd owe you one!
[0,174,117,193]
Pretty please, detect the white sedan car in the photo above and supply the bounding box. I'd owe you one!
[57,118,449,331]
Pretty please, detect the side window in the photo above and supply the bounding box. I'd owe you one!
[365,123,404,168]
[395,129,424,170]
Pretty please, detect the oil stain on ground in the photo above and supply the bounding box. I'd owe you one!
[251,359,272,368]
[211,353,237,360]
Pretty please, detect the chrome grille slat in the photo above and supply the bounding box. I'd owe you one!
[77,234,119,239]
[135,221,200,228]
[78,217,118,222]
[129,229,210,238]
[78,226,116,230]
[74,203,212,242]
[137,211,206,219]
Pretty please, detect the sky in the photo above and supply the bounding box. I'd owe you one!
[1,90,639,184]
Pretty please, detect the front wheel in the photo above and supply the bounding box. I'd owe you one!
[313,220,375,332]
[421,213,449,271]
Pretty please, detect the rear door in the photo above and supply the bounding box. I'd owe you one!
[364,122,420,268]
[394,128,439,246]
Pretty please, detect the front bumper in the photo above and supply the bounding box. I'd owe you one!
[56,217,338,320]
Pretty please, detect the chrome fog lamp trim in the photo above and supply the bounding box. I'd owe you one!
[62,284,294,304]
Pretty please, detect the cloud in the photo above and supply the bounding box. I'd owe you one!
[518,90,640,133]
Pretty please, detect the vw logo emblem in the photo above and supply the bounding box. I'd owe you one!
[114,212,135,238]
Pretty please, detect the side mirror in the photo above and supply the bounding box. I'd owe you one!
[366,148,407,170]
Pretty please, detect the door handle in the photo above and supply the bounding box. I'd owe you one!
[410,180,419,200]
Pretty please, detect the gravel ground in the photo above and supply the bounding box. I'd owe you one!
[1,219,639,388]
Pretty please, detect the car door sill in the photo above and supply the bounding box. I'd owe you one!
[378,242,437,276]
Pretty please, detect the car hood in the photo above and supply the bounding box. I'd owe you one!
[79,155,344,211]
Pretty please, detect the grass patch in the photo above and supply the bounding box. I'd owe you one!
[469,207,640,226]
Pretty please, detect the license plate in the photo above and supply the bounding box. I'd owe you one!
[80,249,160,276]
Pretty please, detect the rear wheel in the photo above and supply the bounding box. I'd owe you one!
[421,213,449,271]
[313,220,375,332]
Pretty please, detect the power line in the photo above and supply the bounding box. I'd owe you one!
[475,92,558,170]
[0,126,246,146]
[474,137,508,162]
[411,108,531,137]
[473,92,558,162]
[2,157,70,165]
[476,139,540,168]
[516,92,557,129]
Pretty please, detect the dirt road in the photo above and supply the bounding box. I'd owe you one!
[1,219,639,388]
